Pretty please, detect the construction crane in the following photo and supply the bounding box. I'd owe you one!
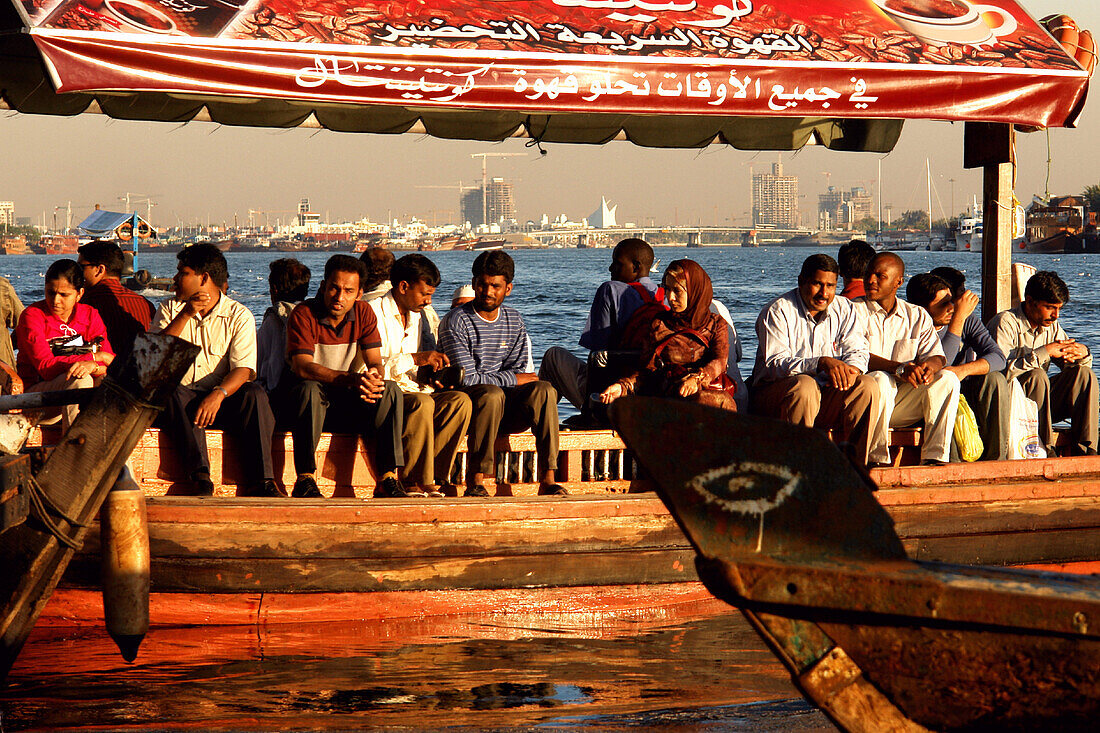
[247,208,295,229]
[52,202,96,232]
[470,152,524,229]
[416,182,479,227]
[117,193,159,225]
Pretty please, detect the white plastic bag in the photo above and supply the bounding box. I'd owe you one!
[1007,379,1046,460]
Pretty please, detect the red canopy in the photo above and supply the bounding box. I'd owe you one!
[1,0,1090,147]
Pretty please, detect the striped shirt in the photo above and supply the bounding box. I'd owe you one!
[286,298,381,373]
[439,303,529,387]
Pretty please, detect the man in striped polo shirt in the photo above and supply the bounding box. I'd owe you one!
[282,255,408,498]
[440,251,566,497]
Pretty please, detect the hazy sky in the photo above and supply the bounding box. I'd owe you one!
[2,0,1097,228]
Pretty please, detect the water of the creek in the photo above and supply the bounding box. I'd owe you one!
[1,246,1097,730]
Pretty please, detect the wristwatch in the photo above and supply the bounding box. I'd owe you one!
[895,363,908,379]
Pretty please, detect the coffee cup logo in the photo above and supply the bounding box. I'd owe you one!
[875,0,1018,47]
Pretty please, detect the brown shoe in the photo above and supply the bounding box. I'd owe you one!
[538,483,569,496]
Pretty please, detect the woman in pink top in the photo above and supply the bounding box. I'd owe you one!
[16,259,114,429]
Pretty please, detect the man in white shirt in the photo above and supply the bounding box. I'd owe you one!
[370,254,472,496]
[860,252,960,466]
[152,243,279,497]
[988,270,1097,456]
[753,253,880,467]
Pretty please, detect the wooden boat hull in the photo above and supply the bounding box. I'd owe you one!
[610,397,1100,732]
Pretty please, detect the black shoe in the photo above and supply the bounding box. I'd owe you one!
[191,472,214,497]
[538,483,569,496]
[240,479,286,498]
[292,475,324,498]
[464,484,490,497]
[376,476,426,498]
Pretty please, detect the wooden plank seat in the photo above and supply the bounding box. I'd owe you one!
[23,423,931,498]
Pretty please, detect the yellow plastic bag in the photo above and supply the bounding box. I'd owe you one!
[953,394,984,462]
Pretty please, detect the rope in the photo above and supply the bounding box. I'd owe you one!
[25,472,87,550]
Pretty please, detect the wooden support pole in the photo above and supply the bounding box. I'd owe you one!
[964,123,1015,323]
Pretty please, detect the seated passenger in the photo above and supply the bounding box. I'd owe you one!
[370,254,472,497]
[988,270,1097,456]
[0,274,24,373]
[751,254,879,467]
[283,255,408,498]
[360,247,395,303]
[439,250,566,497]
[838,239,875,300]
[76,239,154,362]
[540,237,662,417]
[860,253,960,466]
[910,269,1009,460]
[257,258,311,394]
[16,259,114,430]
[152,244,279,497]
[599,259,736,412]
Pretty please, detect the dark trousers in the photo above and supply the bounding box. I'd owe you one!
[278,379,404,476]
[958,371,1011,461]
[1018,364,1099,456]
[155,381,275,486]
[466,381,559,476]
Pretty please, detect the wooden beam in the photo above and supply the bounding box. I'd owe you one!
[965,122,1016,322]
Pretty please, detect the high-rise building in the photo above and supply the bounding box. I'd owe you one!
[818,186,874,230]
[752,163,800,228]
[0,201,14,228]
[462,179,516,228]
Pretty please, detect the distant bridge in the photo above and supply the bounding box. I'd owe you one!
[526,225,815,247]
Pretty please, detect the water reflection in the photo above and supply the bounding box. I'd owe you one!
[3,608,830,730]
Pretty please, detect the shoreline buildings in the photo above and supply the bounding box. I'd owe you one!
[751,162,800,229]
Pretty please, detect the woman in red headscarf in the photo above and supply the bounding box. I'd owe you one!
[599,259,736,411]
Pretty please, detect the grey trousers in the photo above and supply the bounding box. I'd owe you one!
[1017,364,1099,456]
[465,381,560,477]
[538,346,586,409]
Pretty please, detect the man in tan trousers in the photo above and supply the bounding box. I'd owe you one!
[370,254,472,497]
[751,253,880,467]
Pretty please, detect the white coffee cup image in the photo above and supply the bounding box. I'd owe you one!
[101,0,178,34]
[873,0,1017,46]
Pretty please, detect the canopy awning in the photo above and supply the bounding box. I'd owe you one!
[77,209,152,238]
[0,0,1090,149]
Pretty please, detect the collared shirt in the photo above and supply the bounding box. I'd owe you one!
[152,293,257,391]
[16,302,113,386]
[988,304,1091,380]
[369,291,427,393]
[256,300,298,392]
[580,277,661,351]
[79,277,154,359]
[286,298,381,374]
[859,297,944,363]
[937,312,1006,372]
[753,288,868,384]
[439,302,529,387]
[841,279,866,300]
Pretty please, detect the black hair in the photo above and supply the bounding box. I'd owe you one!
[1025,270,1070,304]
[323,254,366,286]
[799,253,839,280]
[613,238,655,274]
[359,247,394,291]
[269,258,311,302]
[77,239,125,277]
[906,273,952,309]
[837,240,876,281]
[472,250,515,284]
[391,253,441,289]
[929,267,966,300]
[177,243,229,288]
[46,259,84,290]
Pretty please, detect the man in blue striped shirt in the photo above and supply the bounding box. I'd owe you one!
[439,251,565,497]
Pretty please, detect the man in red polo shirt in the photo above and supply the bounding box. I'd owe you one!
[281,255,407,499]
[77,240,154,360]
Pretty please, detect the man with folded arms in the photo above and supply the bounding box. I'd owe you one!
[370,254,472,498]
[988,270,1097,456]
[752,253,879,467]
[152,243,279,497]
[860,252,960,466]
[440,250,566,497]
[283,255,407,498]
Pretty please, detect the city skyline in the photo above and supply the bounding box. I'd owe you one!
[2,0,1097,229]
